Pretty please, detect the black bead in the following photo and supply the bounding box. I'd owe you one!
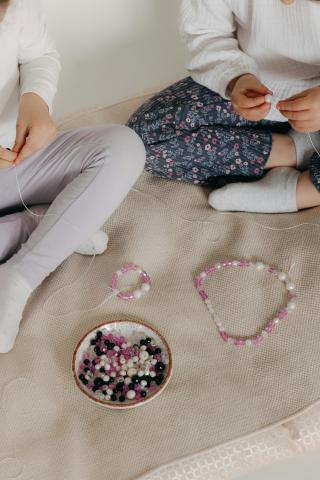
[108,342,115,350]
[94,377,104,387]
[92,386,98,392]
[111,394,117,401]
[141,391,147,398]
[128,383,135,390]
[84,367,90,373]
[91,360,96,366]
[146,337,152,344]
[99,367,106,373]
[90,339,96,345]
[154,348,162,354]
[155,374,164,385]
[155,362,165,372]
[132,375,140,384]
[96,330,103,338]
[119,395,126,403]
[146,347,154,355]
[116,382,124,392]
[102,390,107,395]
[104,340,110,346]
[83,359,90,365]
[140,339,147,346]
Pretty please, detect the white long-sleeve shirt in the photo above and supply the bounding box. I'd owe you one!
[0,0,60,148]
[180,0,320,121]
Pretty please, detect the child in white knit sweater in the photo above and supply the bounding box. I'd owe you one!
[128,0,320,213]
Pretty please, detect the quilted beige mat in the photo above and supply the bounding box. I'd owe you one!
[1,98,320,480]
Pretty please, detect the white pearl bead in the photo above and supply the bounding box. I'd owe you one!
[105,395,111,401]
[133,289,142,299]
[232,261,240,267]
[278,272,288,282]
[114,346,120,352]
[216,264,222,270]
[261,331,269,338]
[103,375,110,382]
[273,318,280,325]
[138,370,144,377]
[204,299,211,305]
[150,371,156,378]
[141,345,147,351]
[120,370,126,376]
[127,360,134,368]
[139,351,149,361]
[245,340,252,346]
[286,282,296,291]
[111,372,116,378]
[124,377,132,385]
[116,270,122,276]
[255,262,266,271]
[126,390,136,400]
[128,368,137,377]
[105,364,111,371]
[200,272,207,278]
[107,388,113,395]
[140,380,147,387]
[133,356,139,363]
[141,283,151,292]
[151,359,157,365]
[287,301,297,311]
[227,338,235,345]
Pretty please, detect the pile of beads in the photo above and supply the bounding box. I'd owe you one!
[77,331,168,404]
[195,260,297,347]
[110,263,151,301]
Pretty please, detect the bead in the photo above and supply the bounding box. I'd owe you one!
[261,331,269,338]
[127,368,137,377]
[127,390,136,400]
[200,272,207,278]
[278,272,288,282]
[255,262,266,271]
[141,283,151,292]
[107,389,113,396]
[139,351,149,361]
[245,339,252,346]
[138,370,144,377]
[151,359,157,365]
[227,338,235,345]
[124,377,131,385]
[133,289,142,299]
[141,391,147,398]
[150,371,156,378]
[287,301,297,311]
[140,380,147,387]
[286,282,296,291]
[133,356,139,363]
[140,345,147,351]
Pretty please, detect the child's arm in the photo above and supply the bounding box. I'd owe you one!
[180,0,271,120]
[13,0,61,164]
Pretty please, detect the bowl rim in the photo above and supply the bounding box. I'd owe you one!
[72,319,173,410]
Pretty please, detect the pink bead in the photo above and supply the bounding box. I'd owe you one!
[277,309,288,320]
[235,339,245,346]
[205,266,216,275]
[267,268,277,275]
[265,322,274,333]
[252,336,263,345]
[219,331,229,342]
[290,291,297,299]
[239,260,250,267]
[199,290,208,301]
[117,292,134,301]
[195,276,203,288]
[111,273,118,289]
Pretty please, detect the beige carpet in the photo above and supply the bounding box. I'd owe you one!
[1,96,320,480]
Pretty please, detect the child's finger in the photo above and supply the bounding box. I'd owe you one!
[0,147,17,162]
[289,120,316,133]
[277,97,309,112]
[241,94,266,108]
[280,110,310,121]
[13,124,28,153]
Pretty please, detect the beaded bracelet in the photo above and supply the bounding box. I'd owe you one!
[195,260,297,347]
[110,263,151,301]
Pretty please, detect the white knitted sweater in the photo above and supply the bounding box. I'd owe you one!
[180,0,320,121]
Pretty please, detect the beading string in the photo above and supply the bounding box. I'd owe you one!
[11,97,320,317]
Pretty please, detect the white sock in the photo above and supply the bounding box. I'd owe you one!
[208,167,300,213]
[288,130,320,171]
[75,230,109,255]
[30,205,108,256]
[0,265,33,353]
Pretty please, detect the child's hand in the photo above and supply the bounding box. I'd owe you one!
[277,87,320,133]
[0,147,17,169]
[13,93,57,164]
[228,74,273,121]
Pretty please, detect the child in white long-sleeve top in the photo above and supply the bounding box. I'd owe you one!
[128,0,320,213]
[0,0,146,353]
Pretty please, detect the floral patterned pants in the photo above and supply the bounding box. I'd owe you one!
[128,77,320,190]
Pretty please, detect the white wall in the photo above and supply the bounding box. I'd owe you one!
[41,0,186,119]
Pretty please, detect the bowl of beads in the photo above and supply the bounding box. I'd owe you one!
[72,320,172,409]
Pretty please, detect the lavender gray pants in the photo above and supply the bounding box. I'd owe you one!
[0,125,146,288]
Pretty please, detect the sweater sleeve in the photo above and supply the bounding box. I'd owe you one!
[180,0,259,99]
[18,0,61,114]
